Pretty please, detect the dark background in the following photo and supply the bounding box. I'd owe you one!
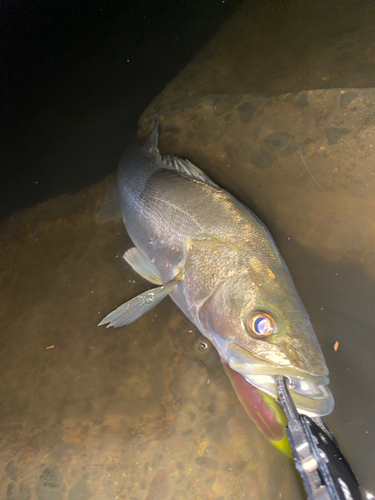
[1,0,244,220]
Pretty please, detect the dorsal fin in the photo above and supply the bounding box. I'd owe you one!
[141,121,160,156]
[162,155,219,188]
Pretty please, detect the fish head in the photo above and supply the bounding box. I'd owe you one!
[199,255,334,417]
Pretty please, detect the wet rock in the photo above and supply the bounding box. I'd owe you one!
[325,127,351,145]
[5,460,18,480]
[6,482,17,500]
[264,132,291,151]
[36,466,66,500]
[295,92,309,108]
[195,456,219,469]
[340,91,358,108]
[249,148,274,169]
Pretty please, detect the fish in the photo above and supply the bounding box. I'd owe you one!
[98,123,334,419]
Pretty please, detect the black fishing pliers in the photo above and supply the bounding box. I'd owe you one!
[276,376,362,500]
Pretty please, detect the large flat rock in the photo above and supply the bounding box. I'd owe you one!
[140,88,375,280]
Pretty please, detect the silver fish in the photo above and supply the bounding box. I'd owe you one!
[99,125,334,417]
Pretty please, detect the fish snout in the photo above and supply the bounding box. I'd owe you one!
[226,342,334,417]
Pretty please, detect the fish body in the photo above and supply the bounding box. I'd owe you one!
[99,125,334,417]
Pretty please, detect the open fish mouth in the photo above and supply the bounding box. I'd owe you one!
[243,373,334,417]
[226,342,334,417]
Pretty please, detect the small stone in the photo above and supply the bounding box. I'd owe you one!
[237,101,260,123]
[195,456,219,469]
[188,411,196,422]
[264,132,291,151]
[340,92,357,108]
[249,148,274,169]
[325,127,350,145]
[6,482,17,500]
[208,403,216,414]
[5,460,18,481]
[36,466,67,500]
[295,92,309,108]
[20,482,31,500]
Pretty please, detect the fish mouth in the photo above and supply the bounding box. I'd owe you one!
[227,342,334,417]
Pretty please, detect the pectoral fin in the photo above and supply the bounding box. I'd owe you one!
[123,247,162,285]
[98,279,178,328]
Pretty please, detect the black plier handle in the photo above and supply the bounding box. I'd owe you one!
[276,376,362,500]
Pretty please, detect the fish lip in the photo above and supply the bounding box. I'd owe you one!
[227,341,330,385]
[230,363,330,387]
[243,373,335,416]
[226,341,334,416]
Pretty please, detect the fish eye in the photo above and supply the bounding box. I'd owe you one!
[246,311,277,338]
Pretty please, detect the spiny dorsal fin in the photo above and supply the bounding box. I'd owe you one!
[141,121,160,156]
[162,155,219,188]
